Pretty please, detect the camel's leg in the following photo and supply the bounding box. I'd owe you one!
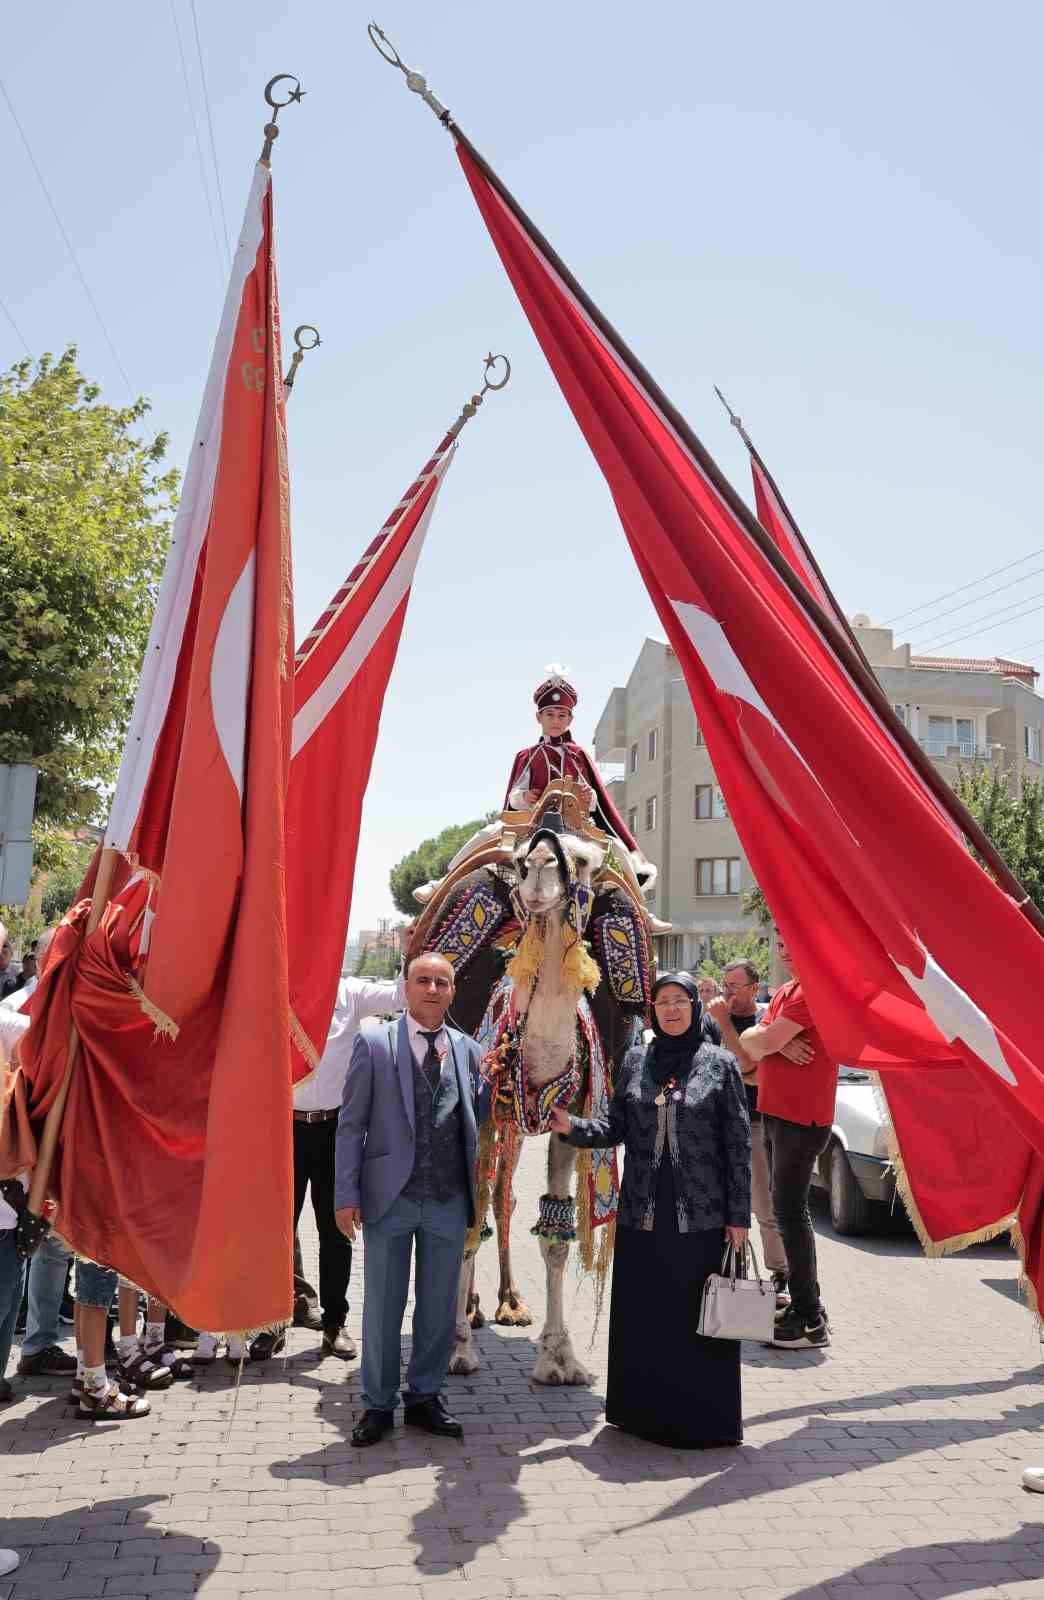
[448,1253,481,1376]
[532,1136,594,1386]
[493,1136,533,1326]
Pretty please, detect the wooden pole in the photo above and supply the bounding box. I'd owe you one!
[26,846,119,1217]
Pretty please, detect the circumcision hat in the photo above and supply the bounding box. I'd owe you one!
[534,664,578,710]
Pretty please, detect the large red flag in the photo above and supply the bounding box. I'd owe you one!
[286,438,456,1078]
[450,134,1044,1302]
[9,160,295,1332]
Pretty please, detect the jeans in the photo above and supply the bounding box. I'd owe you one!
[361,1190,468,1412]
[0,1232,26,1383]
[750,1119,788,1275]
[75,1260,118,1309]
[763,1115,832,1323]
[21,1234,71,1359]
[293,1118,350,1331]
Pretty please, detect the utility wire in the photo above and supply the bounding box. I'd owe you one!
[169,0,227,288]
[882,545,1044,628]
[0,76,133,399]
[913,590,1044,654]
[0,293,32,359]
[907,564,1044,647]
[190,0,232,263]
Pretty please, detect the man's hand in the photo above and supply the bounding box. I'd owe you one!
[549,1107,571,1135]
[523,789,541,806]
[575,781,594,811]
[704,996,731,1028]
[335,1206,363,1240]
[778,1037,814,1065]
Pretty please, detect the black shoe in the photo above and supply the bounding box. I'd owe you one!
[59,1292,75,1326]
[771,1271,791,1311]
[352,1408,393,1447]
[770,1310,830,1349]
[293,1295,323,1331]
[321,1326,357,1360]
[248,1330,286,1362]
[0,1379,12,1404]
[164,1312,198,1349]
[405,1396,463,1439]
[18,1344,77,1377]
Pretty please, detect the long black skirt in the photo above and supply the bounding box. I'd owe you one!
[605,1161,742,1449]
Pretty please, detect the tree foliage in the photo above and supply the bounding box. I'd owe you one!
[353,946,401,979]
[389,815,494,915]
[0,348,177,834]
[697,931,770,984]
[952,763,1044,913]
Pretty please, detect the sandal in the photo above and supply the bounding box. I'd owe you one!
[77,1381,151,1421]
[115,1347,173,1391]
[192,1333,221,1366]
[145,1346,194,1380]
[68,1377,83,1405]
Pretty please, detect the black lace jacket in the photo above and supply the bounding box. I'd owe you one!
[565,1042,751,1231]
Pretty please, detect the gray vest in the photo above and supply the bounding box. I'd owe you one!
[401,1037,469,1205]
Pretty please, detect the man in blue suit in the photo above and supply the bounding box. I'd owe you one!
[335,951,488,1447]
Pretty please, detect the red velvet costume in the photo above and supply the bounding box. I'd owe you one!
[503,736,641,854]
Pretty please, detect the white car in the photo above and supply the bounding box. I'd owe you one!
[808,1065,899,1235]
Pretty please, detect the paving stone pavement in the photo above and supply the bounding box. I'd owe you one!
[1,1137,1043,1600]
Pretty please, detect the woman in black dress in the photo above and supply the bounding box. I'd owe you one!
[550,971,751,1447]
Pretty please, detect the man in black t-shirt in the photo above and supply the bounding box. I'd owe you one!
[706,961,805,1305]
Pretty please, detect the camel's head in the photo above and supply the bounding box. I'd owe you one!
[513,828,604,920]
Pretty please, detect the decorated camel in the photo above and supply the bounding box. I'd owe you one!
[407,779,655,1384]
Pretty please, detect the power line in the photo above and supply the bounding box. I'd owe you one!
[0,76,134,399]
[189,0,232,263]
[906,563,1044,646]
[169,0,227,288]
[0,293,32,359]
[882,545,1044,628]
[913,590,1044,654]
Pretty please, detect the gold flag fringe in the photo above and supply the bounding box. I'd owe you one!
[126,976,179,1041]
[289,1009,320,1074]
[464,1119,497,1256]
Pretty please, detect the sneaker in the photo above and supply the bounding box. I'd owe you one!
[18,1344,77,1377]
[192,1333,221,1366]
[226,1335,246,1365]
[770,1271,791,1311]
[770,1310,830,1349]
[1023,1466,1044,1493]
[59,1292,75,1326]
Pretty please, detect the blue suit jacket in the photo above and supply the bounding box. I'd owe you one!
[335,1015,488,1226]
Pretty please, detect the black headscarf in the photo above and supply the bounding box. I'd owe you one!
[648,971,708,1084]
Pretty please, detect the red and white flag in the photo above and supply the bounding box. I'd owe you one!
[452,133,1044,1304]
[286,438,456,1078]
[10,161,296,1332]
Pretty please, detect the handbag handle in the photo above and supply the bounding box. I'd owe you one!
[719,1237,768,1294]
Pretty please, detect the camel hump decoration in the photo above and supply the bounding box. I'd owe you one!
[406,779,657,1385]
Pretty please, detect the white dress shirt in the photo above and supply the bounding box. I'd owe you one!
[0,1008,30,1229]
[0,976,36,1012]
[405,1012,450,1081]
[294,973,406,1112]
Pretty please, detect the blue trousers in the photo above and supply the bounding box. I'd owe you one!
[21,1233,70,1359]
[0,1232,26,1384]
[361,1191,467,1413]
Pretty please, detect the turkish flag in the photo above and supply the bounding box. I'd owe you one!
[286,439,455,1079]
[455,136,1044,1300]
[11,162,295,1332]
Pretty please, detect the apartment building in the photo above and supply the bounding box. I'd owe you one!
[594,624,1044,968]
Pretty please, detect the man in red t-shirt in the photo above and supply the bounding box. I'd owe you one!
[739,934,838,1349]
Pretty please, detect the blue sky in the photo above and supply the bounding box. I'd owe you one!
[4,1,1043,928]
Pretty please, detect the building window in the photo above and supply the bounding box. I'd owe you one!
[1026,726,1041,763]
[629,742,638,773]
[694,784,728,820]
[695,857,741,896]
[648,727,658,761]
[892,703,908,726]
[645,795,657,832]
[627,806,638,835]
[924,714,974,757]
[695,722,706,747]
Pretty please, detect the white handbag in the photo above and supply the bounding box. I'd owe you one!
[697,1239,776,1342]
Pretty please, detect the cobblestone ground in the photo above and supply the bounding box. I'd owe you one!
[1,1137,1043,1600]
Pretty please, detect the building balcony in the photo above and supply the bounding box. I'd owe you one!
[916,738,992,760]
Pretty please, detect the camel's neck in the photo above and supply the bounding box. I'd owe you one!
[519,914,577,1087]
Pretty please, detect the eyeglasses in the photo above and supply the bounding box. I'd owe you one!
[653,997,692,1011]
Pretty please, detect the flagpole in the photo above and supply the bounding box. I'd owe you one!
[23,75,308,1237]
[366,23,1044,940]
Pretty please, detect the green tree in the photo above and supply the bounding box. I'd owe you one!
[739,884,772,929]
[353,947,401,980]
[698,931,770,984]
[952,763,1044,913]
[389,815,494,915]
[0,348,177,836]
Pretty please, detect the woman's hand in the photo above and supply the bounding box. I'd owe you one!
[725,1225,749,1250]
[549,1107,572,1135]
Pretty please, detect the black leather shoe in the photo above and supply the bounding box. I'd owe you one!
[404,1396,463,1439]
[248,1330,286,1362]
[321,1326,357,1360]
[352,1408,393,1447]
[293,1294,323,1331]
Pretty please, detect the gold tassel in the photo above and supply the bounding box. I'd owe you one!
[126,976,179,1041]
[289,1009,320,1073]
[506,922,544,989]
[464,1119,497,1255]
[561,937,600,998]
